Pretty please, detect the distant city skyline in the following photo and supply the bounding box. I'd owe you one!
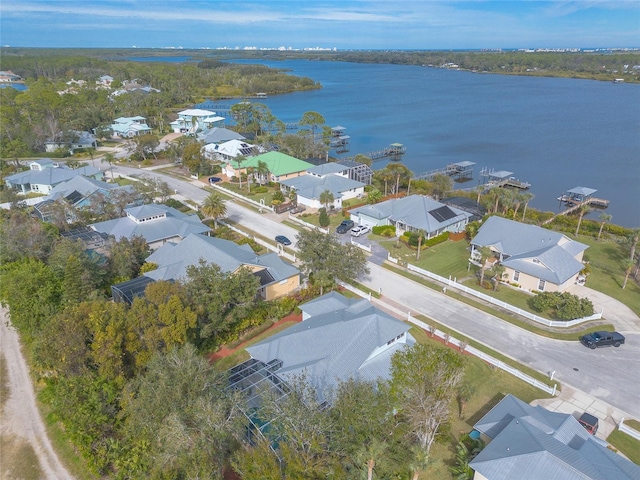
[1,1,639,50]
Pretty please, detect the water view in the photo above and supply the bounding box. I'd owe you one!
[135,56,640,227]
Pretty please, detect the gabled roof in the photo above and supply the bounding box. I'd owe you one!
[280,172,365,201]
[143,233,299,284]
[567,187,597,197]
[177,108,217,117]
[204,139,255,158]
[306,163,349,176]
[246,294,414,400]
[6,164,102,188]
[231,151,314,176]
[471,216,588,284]
[470,394,640,480]
[90,204,209,245]
[197,127,245,144]
[351,195,471,234]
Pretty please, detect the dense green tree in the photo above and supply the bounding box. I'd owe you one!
[299,111,325,143]
[319,189,335,210]
[106,235,150,284]
[0,257,62,339]
[296,229,369,292]
[431,173,453,200]
[318,207,330,228]
[120,344,245,480]
[184,260,260,344]
[0,209,58,263]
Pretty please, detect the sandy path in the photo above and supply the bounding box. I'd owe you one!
[0,307,74,479]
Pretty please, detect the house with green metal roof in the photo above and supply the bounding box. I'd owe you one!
[222,151,313,183]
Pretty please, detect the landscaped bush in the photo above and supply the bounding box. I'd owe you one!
[372,225,396,237]
[164,198,185,209]
[237,237,263,253]
[530,291,594,320]
[253,186,268,194]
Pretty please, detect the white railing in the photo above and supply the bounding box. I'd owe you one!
[287,212,329,233]
[350,239,372,253]
[337,280,557,396]
[388,253,603,329]
[211,184,274,212]
[619,419,640,441]
[219,220,297,263]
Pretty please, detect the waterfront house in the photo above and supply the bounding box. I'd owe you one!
[142,233,300,301]
[170,109,225,134]
[469,394,640,480]
[350,194,471,238]
[223,151,313,182]
[110,116,152,138]
[279,162,366,210]
[96,75,113,87]
[204,139,256,162]
[197,127,245,145]
[89,204,209,250]
[470,216,588,292]
[4,160,103,195]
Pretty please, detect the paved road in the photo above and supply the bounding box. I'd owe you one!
[109,165,640,420]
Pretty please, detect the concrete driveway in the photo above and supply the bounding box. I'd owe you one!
[567,284,640,333]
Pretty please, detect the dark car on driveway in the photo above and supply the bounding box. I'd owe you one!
[275,235,291,246]
[578,412,599,435]
[208,176,222,184]
[580,331,625,349]
[336,220,354,234]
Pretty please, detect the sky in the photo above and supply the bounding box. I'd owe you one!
[1,1,639,50]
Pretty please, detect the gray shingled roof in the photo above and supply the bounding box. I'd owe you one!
[90,204,209,244]
[144,233,299,285]
[351,195,471,234]
[471,216,588,284]
[246,294,414,401]
[470,394,640,480]
[280,172,364,201]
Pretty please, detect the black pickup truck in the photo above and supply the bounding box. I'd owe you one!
[580,331,625,349]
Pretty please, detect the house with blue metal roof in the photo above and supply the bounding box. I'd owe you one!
[279,162,366,210]
[244,293,415,403]
[5,160,103,194]
[143,233,300,300]
[89,204,209,250]
[110,116,152,138]
[471,216,588,292]
[469,394,640,480]
[350,194,472,238]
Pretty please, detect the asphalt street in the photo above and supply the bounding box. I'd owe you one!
[108,164,640,420]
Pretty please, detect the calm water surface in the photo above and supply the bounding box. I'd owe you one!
[231,59,640,228]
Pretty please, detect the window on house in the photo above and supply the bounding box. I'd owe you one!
[513,271,520,282]
[538,279,546,291]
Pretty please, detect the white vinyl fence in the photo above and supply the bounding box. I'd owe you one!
[287,212,329,233]
[618,419,640,441]
[212,184,274,212]
[219,221,297,263]
[387,254,602,328]
[338,281,558,396]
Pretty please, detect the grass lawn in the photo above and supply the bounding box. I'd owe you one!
[577,236,640,316]
[606,429,640,465]
[220,181,278,206]
[410,327,552,479]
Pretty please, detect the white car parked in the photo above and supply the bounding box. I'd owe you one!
[350,225,371,237]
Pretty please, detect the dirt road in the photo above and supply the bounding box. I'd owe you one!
[0,307,74,479]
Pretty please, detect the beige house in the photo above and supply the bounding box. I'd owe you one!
[143,233,300,300]
[470,216,588,292]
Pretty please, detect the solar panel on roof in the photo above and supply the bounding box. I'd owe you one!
[253,269,275,286]
[65,190,83,204]
[429,205,457,223]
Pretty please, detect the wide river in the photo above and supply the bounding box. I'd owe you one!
[135,56,640,227]
[228,59,639,228]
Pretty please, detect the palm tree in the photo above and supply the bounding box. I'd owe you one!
[386,163,412,197]
[409,445,430,480]
[597,213,612,241]
[357,439,387,480]
[521,192,534,221]
[256,160,270,186]
[319,189,334,210]
[628,229,639,263]
[375,168,395,197]
[234,155,247,188]
[574,205,591,237]
[491,263,506,291]
[102,152,116,181]
[475,246,493,288]
[622,261,634,290]
[201,192,227,229]
[449,440,482,480]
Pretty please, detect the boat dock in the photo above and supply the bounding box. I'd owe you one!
[542,186,609,225]
[330,126,350,153]
[414,161,476,181]
[479,167,531,190]
[342,143,406,162]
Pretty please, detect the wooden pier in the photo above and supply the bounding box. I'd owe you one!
[342,143,406,162]
[414,161,476,181]
[542,186,609,225]
[479,167,531,190]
